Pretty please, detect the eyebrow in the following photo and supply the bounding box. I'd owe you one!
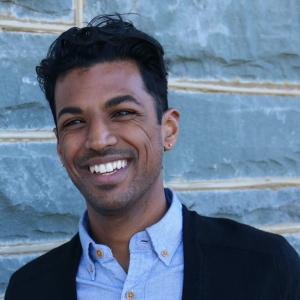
[104,95,142,109]
[57,95,142,121]
[57,106,83,121]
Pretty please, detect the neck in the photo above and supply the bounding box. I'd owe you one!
[86,182,167,272]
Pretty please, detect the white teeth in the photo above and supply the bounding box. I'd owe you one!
[106,163,113,172]
[89,160,128,174]
[100,164,106,173]
[117,160,122,169]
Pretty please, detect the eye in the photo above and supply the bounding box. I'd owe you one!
[63,118,84,128]
[113,110,135,118]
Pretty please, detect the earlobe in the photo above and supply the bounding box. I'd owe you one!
[162,108,180,151]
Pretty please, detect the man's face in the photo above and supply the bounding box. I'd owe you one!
[54,60,178,216]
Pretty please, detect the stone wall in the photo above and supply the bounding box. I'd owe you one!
[1,0,300,296]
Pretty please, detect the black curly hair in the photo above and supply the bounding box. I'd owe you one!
[36,14,169,125]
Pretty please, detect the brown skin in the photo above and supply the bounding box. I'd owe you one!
[54,60,179,271]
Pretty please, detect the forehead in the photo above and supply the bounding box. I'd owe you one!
[54,60,153,112]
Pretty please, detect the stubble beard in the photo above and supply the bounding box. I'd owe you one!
[74,154,164,217]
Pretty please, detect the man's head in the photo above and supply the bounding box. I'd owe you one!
[36,14,179,218]
[36,14,168,125]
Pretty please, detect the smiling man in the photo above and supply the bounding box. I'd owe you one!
[5,14,300,300]
[54,60,177,272]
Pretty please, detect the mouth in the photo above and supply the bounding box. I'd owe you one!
[89,159,128,176]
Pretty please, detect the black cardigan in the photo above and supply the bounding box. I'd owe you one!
[5,206,300,300]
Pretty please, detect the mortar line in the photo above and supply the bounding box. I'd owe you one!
[0,19,72,33]
[169,79,300,97]
[0,130,56,142]
[74,0,84,27]
[166,177,300,191]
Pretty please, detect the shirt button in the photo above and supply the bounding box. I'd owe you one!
[126,291,134,299]
[161,249,169,257]
[96,249,104,257]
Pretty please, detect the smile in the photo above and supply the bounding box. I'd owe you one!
[89,160,128,175]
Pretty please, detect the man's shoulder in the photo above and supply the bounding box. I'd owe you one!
[5,234,81,299]
[183,207,300,298]
[12,234,79,278]
[183,206,298,257]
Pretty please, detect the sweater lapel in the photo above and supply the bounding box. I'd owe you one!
[51,234,82,300]
[181,206,204,300]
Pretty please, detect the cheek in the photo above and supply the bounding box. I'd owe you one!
[130,122,163,161]
[58,135,78,163]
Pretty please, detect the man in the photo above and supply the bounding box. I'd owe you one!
[5,14,300,300]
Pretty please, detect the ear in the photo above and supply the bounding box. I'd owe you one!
[161,108,180,151]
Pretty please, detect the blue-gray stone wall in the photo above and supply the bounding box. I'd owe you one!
[1,0,300,296]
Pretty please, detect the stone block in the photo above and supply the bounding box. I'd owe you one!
[1,140,299,242]
[84,0,300,81]
[0,0,74,23]
[3,80,300,181]
[0,32,56,129]
[175,188,300,226]
[164,91,300,181]
[177,188,300,255]
[0,142,84,243]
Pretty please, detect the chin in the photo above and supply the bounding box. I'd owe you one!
[80,185,130,212]
[86,196,134,217]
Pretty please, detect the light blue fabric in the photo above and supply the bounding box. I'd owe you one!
[76,189,184,299]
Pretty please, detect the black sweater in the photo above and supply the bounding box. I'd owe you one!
[5,206,300,300]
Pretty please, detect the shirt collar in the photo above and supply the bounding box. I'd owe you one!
[78,212,96,278]
[146,188,183,266]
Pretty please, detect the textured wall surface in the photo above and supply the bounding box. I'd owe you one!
[1,0,300,296]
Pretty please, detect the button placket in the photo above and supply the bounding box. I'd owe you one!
[88,263,96,280]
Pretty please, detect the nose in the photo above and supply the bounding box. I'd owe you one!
[85,118,117,151]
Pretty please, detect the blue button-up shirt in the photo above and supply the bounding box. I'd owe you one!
[76,189,183,299]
